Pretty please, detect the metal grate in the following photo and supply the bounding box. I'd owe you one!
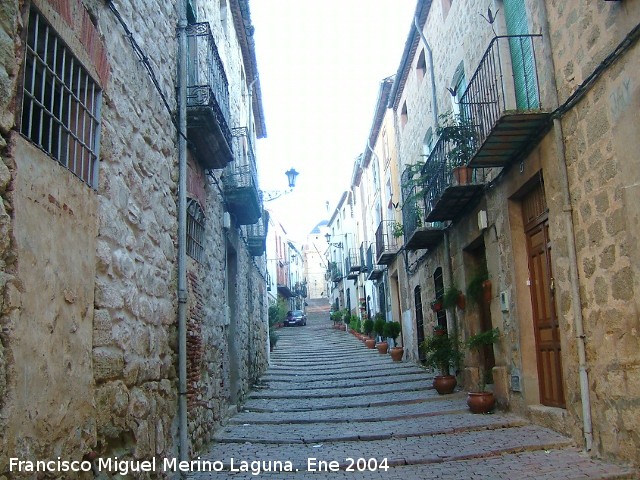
[187,199,205,263]
[21,9,101,187]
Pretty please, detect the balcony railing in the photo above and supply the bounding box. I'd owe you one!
[421,132,489,222]
[460,34,550,168]
[375,220,399,265]
[329,263,343,283]
[223,128,260,225]
[245,210,268,256]
[401,181,444,251]
[186,22,233,169]
[347,248,362,272]
[366,244,385,281]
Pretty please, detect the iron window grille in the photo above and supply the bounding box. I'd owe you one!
[186,198,205,263]
[21,9,102,188]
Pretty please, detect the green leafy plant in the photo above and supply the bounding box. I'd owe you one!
[420,334,462,376]
[383,321,402,347]
[436,111,476,168]
[466,327,500,391]
[466,266,489,304]
[362,319,374,337]
[373,317,386,339]
[442,285,462,310]
[392,222,404,238]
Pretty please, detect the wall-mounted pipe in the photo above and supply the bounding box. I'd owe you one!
[414,16,438,126]
[176,0,189,468]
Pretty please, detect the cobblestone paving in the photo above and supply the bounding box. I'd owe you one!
[191,302,638,479]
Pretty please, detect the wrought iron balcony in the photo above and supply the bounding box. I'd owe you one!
[415,127,488,222]
[328,262,343,283]
[223,128,260,225]
[347,248,362,272]
[375,220,400,265]
[461,34,549,168]
[366,244,385,281]
[401,167,445,251]
[185,22,233,169]
[245,210,268,256]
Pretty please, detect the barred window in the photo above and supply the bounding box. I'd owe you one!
[187,199,205,263]
[21,9,102,188]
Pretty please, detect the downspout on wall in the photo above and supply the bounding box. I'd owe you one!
[414,16,438,127]
[539,3,593,452]
[176,0,189,467]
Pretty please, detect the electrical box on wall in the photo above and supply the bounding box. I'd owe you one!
[478,210,488,230]
[223,212,231,229]
[511,368,522,392]
[500,290,509,312]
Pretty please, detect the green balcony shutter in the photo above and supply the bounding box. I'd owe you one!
[504,0,539,109]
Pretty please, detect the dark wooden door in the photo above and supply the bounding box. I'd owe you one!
[526,214,565,407]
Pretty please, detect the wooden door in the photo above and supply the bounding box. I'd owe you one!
[526,212,565,407]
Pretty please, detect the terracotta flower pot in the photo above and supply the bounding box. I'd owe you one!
[433,375,457,394]
[365,338,376,349]
[434,326,447,336]
[376,341,389,354]
[467,391,496,414]
[390,346,404,362]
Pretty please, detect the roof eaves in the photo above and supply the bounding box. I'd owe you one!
[389,0,432,111]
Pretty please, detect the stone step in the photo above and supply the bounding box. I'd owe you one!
[213,412,529,444]
[242,386,448,413]
[232,393,468,424]
[187,447,637,479]
[259,372,433,391]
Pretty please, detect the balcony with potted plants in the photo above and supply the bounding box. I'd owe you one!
[185,22,233,169]
[462,34,550,169]
[401,166,445,251]
[421,115,490,223]
[223,128,261,225]
[375,220,400,265]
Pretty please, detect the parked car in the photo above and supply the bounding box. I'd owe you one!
[285,310,307,326]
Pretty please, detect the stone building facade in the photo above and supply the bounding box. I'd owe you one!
[0,0,269,475]
[384,0,639,466]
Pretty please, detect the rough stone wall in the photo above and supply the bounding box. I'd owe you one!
[545,1,640,465]
[0,0,269,474]
[0,0,20,471]
[90,0,180,464]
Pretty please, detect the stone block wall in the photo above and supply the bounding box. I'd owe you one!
[544,1,640,464]
[0,0,270,475]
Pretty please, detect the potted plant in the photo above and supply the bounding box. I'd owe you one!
[269,329,279,352]
[436,111,476,182]
[430,298,443,312]
[466,267,490,304]
[373,316,388,354]
[384,321,403,361]
[442,285,465,310]
[392,222,404,238]
[433,323,447,336]
[465,327,500,413]
[363,319,375,348]
[419,333,462,394]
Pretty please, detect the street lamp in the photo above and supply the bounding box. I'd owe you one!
[325,233,343,248]
[262,168,299,202]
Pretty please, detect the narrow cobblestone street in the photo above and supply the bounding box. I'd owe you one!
[190,302,637,479]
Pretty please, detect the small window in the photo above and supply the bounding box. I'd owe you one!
[416,49,426,82]
[450,63,467,117]
[400,101,408,129]
[423,128,434,158]
[187,198,205,263]
[21,9,102,188]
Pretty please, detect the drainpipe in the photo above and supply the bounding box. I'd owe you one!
[177,0,189,467]
[443,229,458,338]
[538,3,592,452]
[414,16,438,126]
[553,119,593,452]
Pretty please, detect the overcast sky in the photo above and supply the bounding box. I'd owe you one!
[251,1,417,242]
